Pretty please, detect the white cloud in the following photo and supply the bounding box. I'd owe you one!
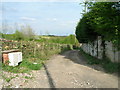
[20,17,36,21]
[60,20,79,26]
[53,18,57,21]
[46,18,58,21]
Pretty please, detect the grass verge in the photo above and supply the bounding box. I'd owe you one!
[2,58,43,73]
[79,48,120,74]
[2,75,15,82]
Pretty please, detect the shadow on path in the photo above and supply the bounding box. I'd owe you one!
[43,63,56,89]
[61,50,105,73]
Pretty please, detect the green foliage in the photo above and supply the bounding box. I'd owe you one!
[21,25,35,41]
[79,48,102,65]
[14,30,24,41]
[0,32,3,38]
[46,35,78,44]
[24,76,33,79]
[102,59,120,73]
[2,41,72,73]
[2,75,15,82]
[20,60,42,70]
[36,35,79,45]
[2,59,43,73]
[2,64,29,73]
[2,32,79,45]
[76,15,98,43]
[88,2,120,43]
[76,2,120,48]
[1,25,35,41]
[79,48,120,73]
[1,34,14,40]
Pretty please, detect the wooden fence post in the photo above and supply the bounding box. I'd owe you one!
[34,41,36,57]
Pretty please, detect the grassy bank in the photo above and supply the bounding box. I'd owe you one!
[79,48,120,74]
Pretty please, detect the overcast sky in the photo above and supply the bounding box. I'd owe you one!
[1,1,83,36]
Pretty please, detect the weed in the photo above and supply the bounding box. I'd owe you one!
[24,76,33,79]
[2,64,30,73]
[102,58,120,73]
[16,75,19,77]
[5,78,11,82]
[20,60,42,70]
[2,59,43,73]
[2,75,15,82]
[79,48,120,73]
[24,80,28,83]
[2,40,73,73]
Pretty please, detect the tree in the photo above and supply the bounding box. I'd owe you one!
[75,14,98,43]
[14,30,24,41]
[76,2,120,47]
[21,25,35,41]
[87,2,120,48]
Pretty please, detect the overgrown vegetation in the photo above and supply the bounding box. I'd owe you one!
[76,2,120,49]
[1,24,79,45]
[1,22,78,73]
[2,40,72,73]
[37,35,79,45]
[1,32,79,45]
[2,75,16,83]
[1,25,35,41]
[2,58,43,73]
[79,48,120,73]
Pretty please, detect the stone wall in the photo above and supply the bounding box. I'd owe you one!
[81,36,120,63]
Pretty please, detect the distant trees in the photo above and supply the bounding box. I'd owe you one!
[1,25,35,41]
[36,34,79,45]
[48,34,79,45]
[20,25,35,41]
[14,30,24,41]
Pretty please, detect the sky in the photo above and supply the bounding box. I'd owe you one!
[1,1,84,36]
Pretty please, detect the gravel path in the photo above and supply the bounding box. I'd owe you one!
[1,50,118,88]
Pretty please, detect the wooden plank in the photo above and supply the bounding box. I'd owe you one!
[2,49,20,54]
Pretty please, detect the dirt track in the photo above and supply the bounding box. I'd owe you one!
[43,50,118,88]
[1,50,119,88]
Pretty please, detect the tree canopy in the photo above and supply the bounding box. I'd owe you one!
[76,2,120,47]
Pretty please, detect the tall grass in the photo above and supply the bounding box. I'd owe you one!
[79,48,120,74]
